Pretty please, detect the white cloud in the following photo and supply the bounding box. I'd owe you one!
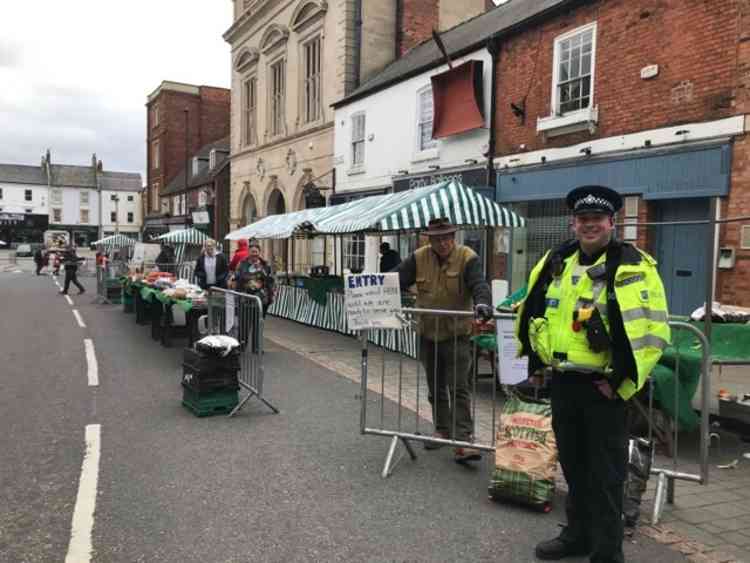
[0,0,233,179]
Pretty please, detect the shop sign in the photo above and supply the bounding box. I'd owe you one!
[192,211,210,224]
[392,166,487,193]
[344,273,403,330]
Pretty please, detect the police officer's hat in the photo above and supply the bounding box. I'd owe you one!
[566,185,622,216]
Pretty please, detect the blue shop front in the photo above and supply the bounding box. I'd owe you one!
[497,141,731,315]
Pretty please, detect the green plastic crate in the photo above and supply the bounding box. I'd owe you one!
[181,385,239,417]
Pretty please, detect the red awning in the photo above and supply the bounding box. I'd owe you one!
[431,60,485,139]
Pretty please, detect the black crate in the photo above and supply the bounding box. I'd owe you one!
[183,347,240,373]
[182,364,239,393]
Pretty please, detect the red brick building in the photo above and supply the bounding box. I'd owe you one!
[144,81,230,238]
[490,0,750,313]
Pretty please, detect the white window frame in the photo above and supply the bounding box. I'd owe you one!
[343,234,365,272]
[80,208,89,224]
[268,57,287,138]
[153,139,160,169]
[242,74,258,146]
[52,208,62,223]
[153,105,160,128]
[741,225,750,250]
[0,188,3,199]
[51,188,63,205]
[80,190,90,206]
[537,22,599,136]
[127,195,134,202]
[110,211,117,223]
[127,211,134,224]
[24,189,32,202]
[350,112,366,172]
[414,85,439,162]
[301,34,323,125]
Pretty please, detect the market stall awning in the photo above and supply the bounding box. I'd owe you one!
[226,180,524,240]
[311,179,525,234]
[155,228,214,246]
[92,234,137,247]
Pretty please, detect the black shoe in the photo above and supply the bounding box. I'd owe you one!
[78,289,85,295]
[535,537,589,560]
[59,291,67,295]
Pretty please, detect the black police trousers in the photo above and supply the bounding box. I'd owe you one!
[551,373,627,563]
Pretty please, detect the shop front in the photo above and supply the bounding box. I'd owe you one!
[0,213,49,244]
[497,141,731,315]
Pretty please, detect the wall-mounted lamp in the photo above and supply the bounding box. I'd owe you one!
[644,139,652,147]
[464,158,478,165]
[397,169,409,175]
[508,158,521,164]
[428,165,441,170]
[541,156,547,163]
[580,146,592,156]
[675,129,690,137]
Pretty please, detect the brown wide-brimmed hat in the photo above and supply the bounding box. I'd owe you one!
[424,217,457,237]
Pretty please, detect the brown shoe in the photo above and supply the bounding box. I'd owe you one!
[424,431,449,450]
[454,446,482,463]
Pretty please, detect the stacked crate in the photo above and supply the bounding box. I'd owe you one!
[181,347,240,417]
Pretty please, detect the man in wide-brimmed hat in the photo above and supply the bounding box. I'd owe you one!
[396,217,492,463]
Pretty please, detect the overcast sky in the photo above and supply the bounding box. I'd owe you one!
[0,1,233,183]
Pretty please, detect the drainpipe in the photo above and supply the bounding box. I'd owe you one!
[485,36,501,280]
[354,0,363,89]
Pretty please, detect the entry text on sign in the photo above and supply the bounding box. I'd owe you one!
[344,273,403,331]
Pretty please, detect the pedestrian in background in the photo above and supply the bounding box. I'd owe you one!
[59,245,85,295]
[229,239,249,271]
[516,185,670,563]
[33,246,45,275]
[155,244,176,274]
[379,242,401,272]
[395,217,493,463]
[194,240,228,290]
[232,240,274,317]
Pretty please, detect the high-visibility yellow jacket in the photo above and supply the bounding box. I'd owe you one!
[516,241,670,400]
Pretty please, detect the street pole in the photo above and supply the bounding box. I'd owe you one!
[114,195,120,234]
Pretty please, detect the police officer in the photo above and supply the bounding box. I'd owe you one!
[396,217,492,462]
[516,186,669,562]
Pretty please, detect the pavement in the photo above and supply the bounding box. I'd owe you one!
[0,264,694,562]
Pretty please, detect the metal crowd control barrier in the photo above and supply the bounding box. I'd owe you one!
[93,260,129,304]
[206,288,278,417]
[358,309,713,520]
[358,308,510,478]
[649,320,711,525]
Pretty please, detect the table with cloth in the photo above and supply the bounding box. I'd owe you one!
[127,279,206,347]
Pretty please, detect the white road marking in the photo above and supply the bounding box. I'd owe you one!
[65,424,101,563]
[65,295,74,306]
[84,339,98,386]
[72,310,86,328]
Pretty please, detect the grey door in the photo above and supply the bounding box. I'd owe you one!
[653,198,710,316]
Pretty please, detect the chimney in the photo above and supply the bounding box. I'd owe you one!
[397,0,489,57]
[91,153,97,168]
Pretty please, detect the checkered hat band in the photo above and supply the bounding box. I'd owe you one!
[574,194,614,212]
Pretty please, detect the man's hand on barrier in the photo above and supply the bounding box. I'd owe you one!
[528,374,544,387]
[474,303,493,321]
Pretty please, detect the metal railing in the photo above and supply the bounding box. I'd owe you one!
[359,308,508,478]
[206,287,278,417]
[357,309,712,525]
[648,320,711,524]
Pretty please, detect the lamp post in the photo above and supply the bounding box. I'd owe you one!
[113,195,120,234]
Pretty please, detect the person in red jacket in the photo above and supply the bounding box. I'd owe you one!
[229,239,249,271]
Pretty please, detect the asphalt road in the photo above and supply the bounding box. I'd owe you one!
[0,268,689,562]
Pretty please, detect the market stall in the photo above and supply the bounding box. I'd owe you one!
[226,179,526,353]
[123,271,207,348]
[155,227,219,270]
[92,233,137,258]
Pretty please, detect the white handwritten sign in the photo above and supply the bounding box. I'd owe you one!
[496,318,528,385]
[344,273,403,331]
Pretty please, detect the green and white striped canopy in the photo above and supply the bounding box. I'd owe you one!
[226,180,524,240]
[92,233,137,248]
[155,228,214,246]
